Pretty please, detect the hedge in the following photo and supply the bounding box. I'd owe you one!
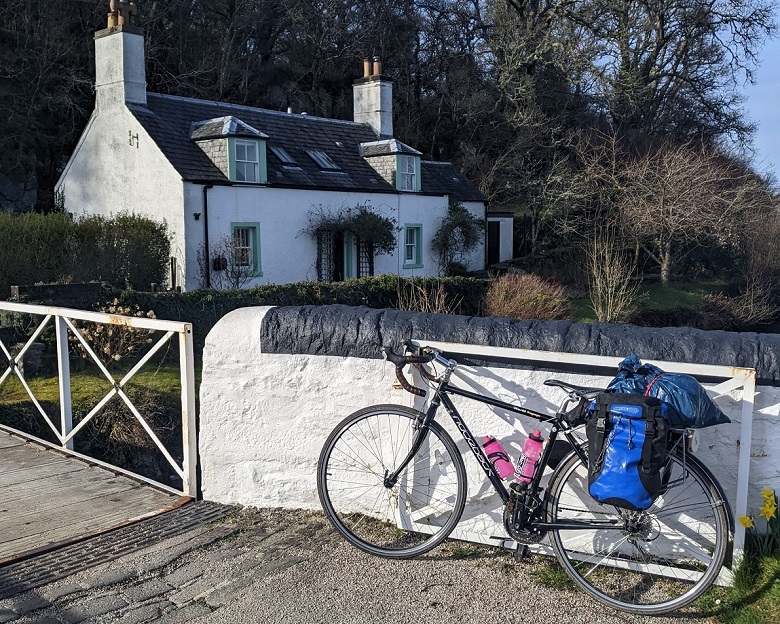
[0,212,170,297]
[12,275,489,355]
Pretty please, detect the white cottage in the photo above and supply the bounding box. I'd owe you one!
[57,17,504,291]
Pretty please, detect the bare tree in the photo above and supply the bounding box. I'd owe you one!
[587,225,643,323]
[620,141,761,284]
[506,0,777,144]
[197,235,255,290]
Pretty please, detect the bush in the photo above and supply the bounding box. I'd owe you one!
[702,291,779,330]
[0,212,75,297]
[483,273,570,320]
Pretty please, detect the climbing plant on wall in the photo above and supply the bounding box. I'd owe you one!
[303,202,397,254]
[432,199,484,276]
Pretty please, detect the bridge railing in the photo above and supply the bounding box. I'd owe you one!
[0,301,196,497]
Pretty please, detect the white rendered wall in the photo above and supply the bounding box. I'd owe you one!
[183,186,486,289]
[56,106,185,288]
[199,307,780,529]
[353,78,393,137]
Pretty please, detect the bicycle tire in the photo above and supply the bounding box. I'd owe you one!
[546,448,730,614]
[317,404,467,558]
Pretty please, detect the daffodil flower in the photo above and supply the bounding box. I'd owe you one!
[739,515,754,529]
[759,487,777,521]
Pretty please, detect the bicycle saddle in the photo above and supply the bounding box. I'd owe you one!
[544,379,603,397]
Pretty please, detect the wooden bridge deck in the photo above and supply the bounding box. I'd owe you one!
[0,430,190,565]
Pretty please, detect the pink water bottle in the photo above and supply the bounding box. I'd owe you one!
[514,430,544,483]
[482,436,514,479]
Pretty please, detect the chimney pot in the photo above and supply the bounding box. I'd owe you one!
[362,58,371,79]
[353,57,393,137]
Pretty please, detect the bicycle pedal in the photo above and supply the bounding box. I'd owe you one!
[513,544,529,560]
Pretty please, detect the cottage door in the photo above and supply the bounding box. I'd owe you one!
[487,221,500,265]
[343,233,358,279]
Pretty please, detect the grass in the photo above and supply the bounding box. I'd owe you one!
[568,278,731,323]
[443,542,492,559]
[639,278,729,310]
[529,557,577,591]
[697,554,780,623]
[0,365,184,404]
[520,545,780,622]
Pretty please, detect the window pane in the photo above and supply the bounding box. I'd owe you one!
[405,228,415,262]
[234,227,253,267]
[235,140,259,182]
[399,156,416,191]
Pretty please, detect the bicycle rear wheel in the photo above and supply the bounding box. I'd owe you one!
[317,404,466,558]
[547,449,730,615]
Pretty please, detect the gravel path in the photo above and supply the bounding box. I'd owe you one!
[0,508,720,624]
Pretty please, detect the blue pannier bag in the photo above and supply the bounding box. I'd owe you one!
[587,393,671,511]
[607,355,730,429]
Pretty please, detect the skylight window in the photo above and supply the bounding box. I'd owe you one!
[270,146,297,165]
[306,149,340,170]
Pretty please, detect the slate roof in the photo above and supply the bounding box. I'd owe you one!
[191,116,268,140]
[421,161,485,202]
[127,93,486,201]
[360,139,421,157]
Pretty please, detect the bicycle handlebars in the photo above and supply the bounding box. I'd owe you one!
[383,344,604,403]
[381,345,437,397]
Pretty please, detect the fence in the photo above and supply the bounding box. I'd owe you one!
[0,301,196,497]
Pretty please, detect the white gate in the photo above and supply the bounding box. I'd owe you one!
[0,301,197,497]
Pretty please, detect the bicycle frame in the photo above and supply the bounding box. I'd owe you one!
[385,369,588,529]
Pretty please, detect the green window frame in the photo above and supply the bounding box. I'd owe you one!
[232,222,262,277]
[403,224,423,268]
[228,138,267,184]
[396,155,420,192]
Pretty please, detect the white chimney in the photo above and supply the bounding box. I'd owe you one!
[353,56,393,138]
[94,25,147,109]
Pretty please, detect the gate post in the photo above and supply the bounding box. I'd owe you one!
[55,316,74,451]
[179,324,197,497]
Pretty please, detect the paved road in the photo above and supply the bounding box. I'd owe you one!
[0,507,720,624]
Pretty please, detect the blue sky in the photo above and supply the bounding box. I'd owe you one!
[744,35,780,180]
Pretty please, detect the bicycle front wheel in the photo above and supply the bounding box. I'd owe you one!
[317,404,466,558]
[547,449,730,615]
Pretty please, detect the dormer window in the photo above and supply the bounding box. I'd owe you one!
[234,140,260,182]
[398,155,418,191]
[191,116,268,184]
[306,149,340,170]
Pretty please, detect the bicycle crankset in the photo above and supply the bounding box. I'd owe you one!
[503,488,547,544]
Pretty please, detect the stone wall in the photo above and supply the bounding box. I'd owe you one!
[195,138,229,177]
[363,155,396,186]
[199,305,780,535]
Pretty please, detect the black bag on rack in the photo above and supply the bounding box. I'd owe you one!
[587,392,671,511]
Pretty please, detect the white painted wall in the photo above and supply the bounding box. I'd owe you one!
[183,186,486,289]
[488,215,514,262]
[56,105,186,289]
[200,307,780,534]
[58,27,187,289]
